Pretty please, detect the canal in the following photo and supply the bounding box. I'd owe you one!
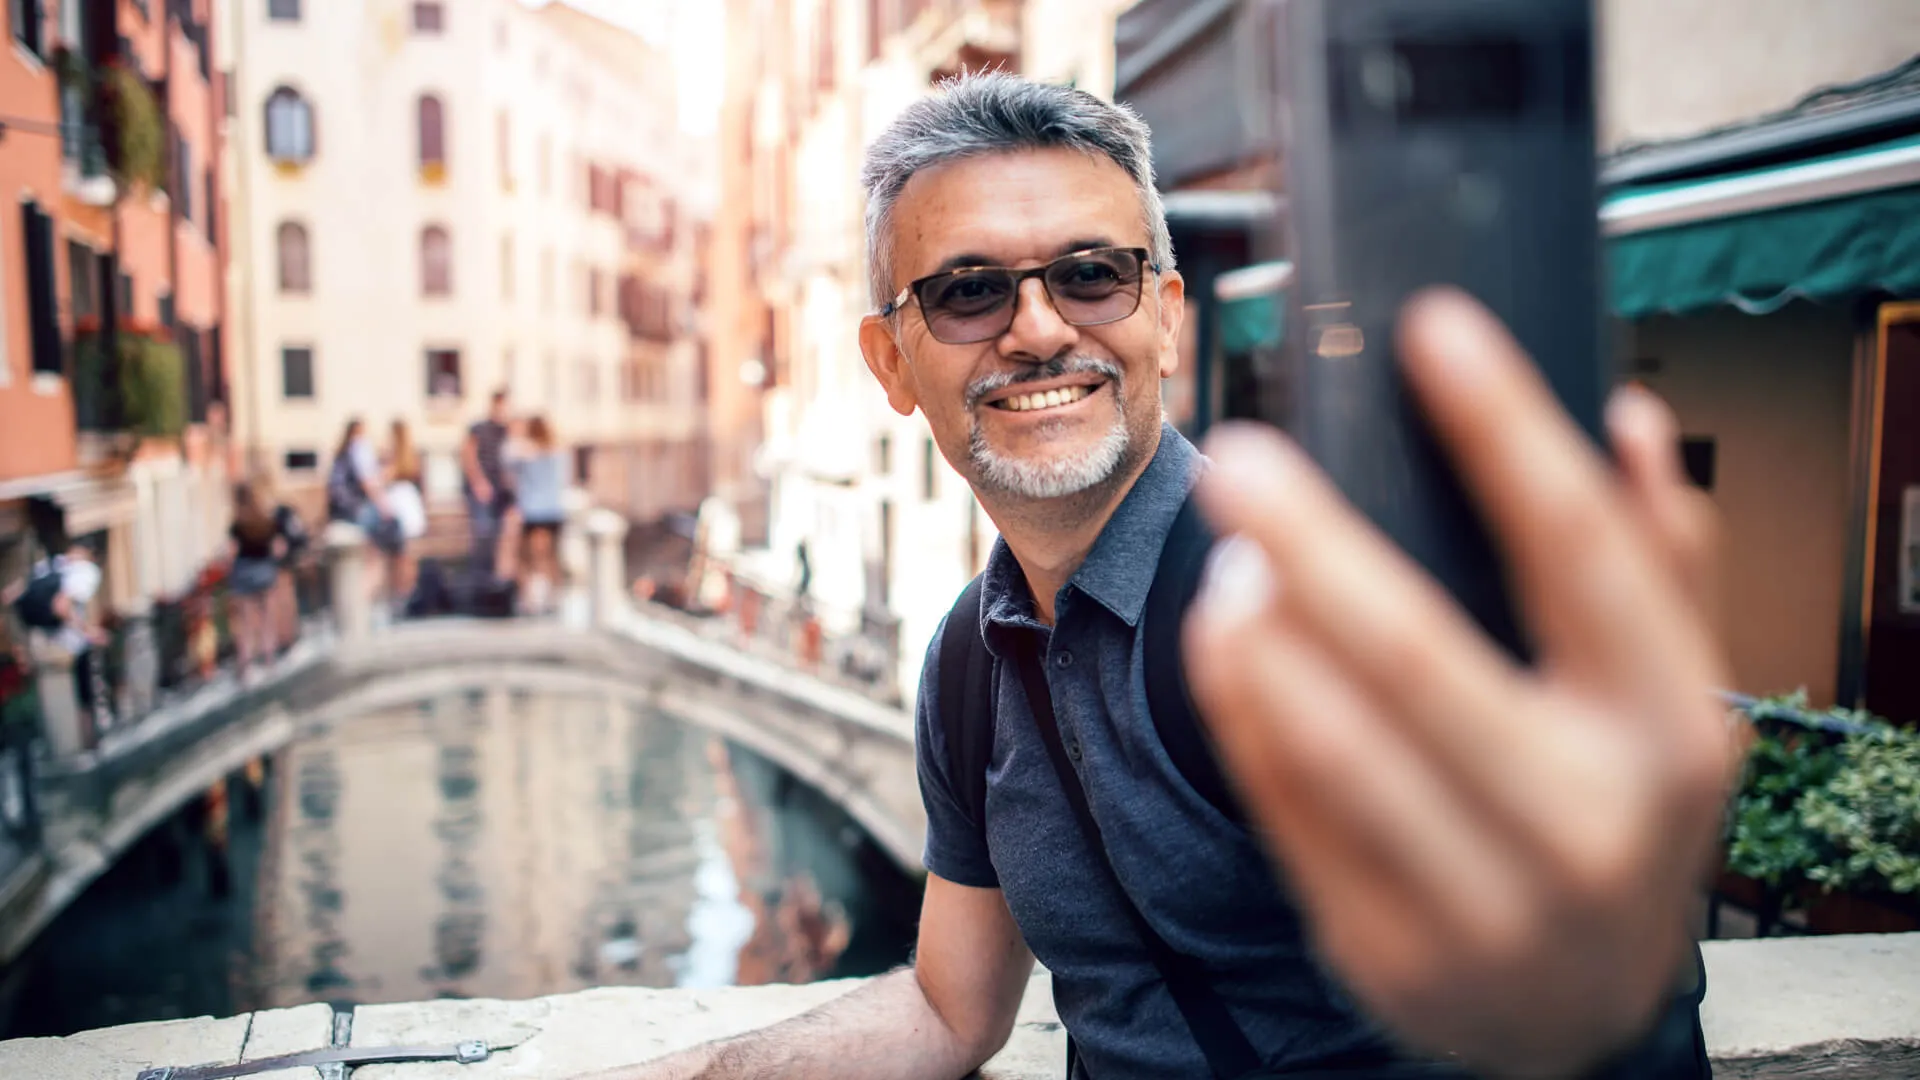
[0,688,924,1038]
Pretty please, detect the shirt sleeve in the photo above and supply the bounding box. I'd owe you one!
[915,617,1000,889]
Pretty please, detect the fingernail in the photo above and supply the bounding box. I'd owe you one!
[1198,534,1277,624]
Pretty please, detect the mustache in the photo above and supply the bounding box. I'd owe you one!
[965,356,1123,410]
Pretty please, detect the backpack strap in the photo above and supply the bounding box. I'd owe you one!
[937,574,994,832]
[1143,493,1246,827]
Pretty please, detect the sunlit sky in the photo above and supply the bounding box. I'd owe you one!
[520,0,727,137]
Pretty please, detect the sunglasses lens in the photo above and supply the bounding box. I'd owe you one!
[1046,250,1143,326]
[923,270,1017,344]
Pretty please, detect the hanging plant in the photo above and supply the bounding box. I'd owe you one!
[100,61,168,194]
[119,332,188,438]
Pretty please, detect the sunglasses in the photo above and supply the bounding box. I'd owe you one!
[881,247,1161,345]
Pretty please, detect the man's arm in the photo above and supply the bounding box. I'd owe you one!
[583,873,1033,1080]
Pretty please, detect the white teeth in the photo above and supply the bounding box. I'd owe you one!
[1000,385,1093,412]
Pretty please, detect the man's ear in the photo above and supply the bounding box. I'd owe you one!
[859,315,921,417]
[1155,269,1187,380]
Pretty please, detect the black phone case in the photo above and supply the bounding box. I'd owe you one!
[1271,0,1609,658]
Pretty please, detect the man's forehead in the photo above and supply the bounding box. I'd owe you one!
[891,148,1145,274]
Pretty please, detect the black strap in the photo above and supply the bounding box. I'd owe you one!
[1013,640,1266,1080]
[1141,495,1245,826]
[938,575,994,831]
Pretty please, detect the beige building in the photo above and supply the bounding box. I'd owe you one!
[1601,1,1920,717]
[222,0,707,524]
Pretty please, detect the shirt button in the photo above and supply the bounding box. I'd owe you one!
[1067,739,1083,760]
[1054,650,1073,669]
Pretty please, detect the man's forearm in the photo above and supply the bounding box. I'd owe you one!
[584,968,990,1080]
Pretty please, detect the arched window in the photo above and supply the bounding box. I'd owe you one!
[264,87,314,163]
[277,221,310,293]
[418,94,446,173]
[421,225,452,296]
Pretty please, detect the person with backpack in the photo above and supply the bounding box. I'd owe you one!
[592,75,1732,1080]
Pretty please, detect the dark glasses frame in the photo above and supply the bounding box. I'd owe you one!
[879,246,1163,345]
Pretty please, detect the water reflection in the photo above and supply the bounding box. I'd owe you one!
[1,689,919,1036]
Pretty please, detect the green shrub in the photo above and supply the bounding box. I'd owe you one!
[1727,692,1920,898]
[119,334,187,438]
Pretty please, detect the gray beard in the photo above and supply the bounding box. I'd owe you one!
[964,356,1133,501]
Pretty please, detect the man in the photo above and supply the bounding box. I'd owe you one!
[461,389,514,583]
[597,74,1732,1079]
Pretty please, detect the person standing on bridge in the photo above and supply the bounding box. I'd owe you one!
[589,73,1734,1080]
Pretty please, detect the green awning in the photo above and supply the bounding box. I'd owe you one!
[1606,134,1920,319]
[1217,292,1284,353]
[1213,260,1291,353]
[1610,184,1920,318]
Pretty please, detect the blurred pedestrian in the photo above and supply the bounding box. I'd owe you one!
[327,417,401,608]
[249,474,309,654]
[225,482,283,683]
[386,418,429,606]
[507,415,568,615]
[460,389,514,589]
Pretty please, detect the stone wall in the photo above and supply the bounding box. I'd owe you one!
[5,935,1916,1079]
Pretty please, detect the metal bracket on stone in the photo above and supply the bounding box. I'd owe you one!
[134,1039,490,1080]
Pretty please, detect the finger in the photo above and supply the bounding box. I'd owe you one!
[1606,385,1721,626]
[1396,289,1715,702]
[1198,425,1594,843]
[1182,538,1527,961]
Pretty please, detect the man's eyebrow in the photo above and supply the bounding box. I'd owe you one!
[924,238,1119,277]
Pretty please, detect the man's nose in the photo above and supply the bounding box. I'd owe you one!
[998,277,1078,362]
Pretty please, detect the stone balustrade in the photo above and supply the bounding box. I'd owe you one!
[3,935,1917,1078]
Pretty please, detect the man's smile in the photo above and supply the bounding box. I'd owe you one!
[984,377,1108,414]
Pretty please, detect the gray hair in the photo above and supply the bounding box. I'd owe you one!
[859,72,1175,312]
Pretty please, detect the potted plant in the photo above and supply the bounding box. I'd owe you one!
[1720,694,1920,934]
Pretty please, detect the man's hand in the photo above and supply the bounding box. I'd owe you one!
[1183,288,1735,1078]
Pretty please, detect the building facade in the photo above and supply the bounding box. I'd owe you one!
[3,0,235,638]
[222,0,706,524]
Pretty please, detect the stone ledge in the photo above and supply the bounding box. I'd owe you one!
[5,936,1916,1079]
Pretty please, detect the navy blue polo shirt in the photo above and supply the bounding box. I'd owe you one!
[915,424,1392,1078]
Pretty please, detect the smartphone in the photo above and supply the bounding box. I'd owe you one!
[1270,0,1607,658]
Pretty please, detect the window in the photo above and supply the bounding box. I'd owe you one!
[172,130,194,224]
[874,434,891,476]
[577,358,598,402]
[411,1,443,34]
[264,87,315,163]
[426,348,462,399]
[20,201,61,375]
[67,241,100,324]
[500,234,514,301]
[267,0,300,21]
[502,347,516,393]
[538,134,552,196]
[539,248,554,310]
[588,267,602,317]
[12,0,45,57]
[281,346,314,398]
[496,110,513,190]
[420,225,451,296]
[277,221,310,293]
[543,350,557,404]
[417,94,446,175]
[203,168,216,242]
[284,449,319,471]
[922,436,937,502]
